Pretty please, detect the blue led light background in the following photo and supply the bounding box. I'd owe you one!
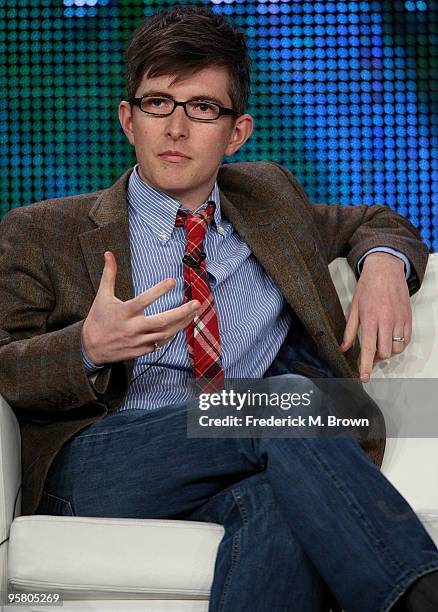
[1,0,437,250]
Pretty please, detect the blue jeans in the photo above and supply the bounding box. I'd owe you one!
[37,378,438,612]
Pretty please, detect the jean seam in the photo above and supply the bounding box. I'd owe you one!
[231,486,249,525]
[380,562,438,612]
[217,528,242,612]
[301,438,406,579]
[216,485,246,612]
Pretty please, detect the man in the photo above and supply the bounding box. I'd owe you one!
[1,5,438,611]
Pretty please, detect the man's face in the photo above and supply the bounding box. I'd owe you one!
[119,65,253,209]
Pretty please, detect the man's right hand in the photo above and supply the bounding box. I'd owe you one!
[81,251,200,365]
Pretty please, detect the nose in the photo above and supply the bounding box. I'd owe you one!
[165,104,190,140]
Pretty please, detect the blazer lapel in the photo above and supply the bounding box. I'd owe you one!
[218,188,331,338]
[78,169,136,383]
[218,184,354,378]
[78,169,134,303]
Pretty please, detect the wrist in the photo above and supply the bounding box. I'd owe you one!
[363,252,405,271]
[81,320,102,366]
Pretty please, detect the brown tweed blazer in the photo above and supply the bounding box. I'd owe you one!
[0,161,429,516]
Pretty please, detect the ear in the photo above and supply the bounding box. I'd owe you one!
[118,100,135,146]
[224,113,254,157]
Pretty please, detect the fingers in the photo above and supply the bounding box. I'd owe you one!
[140,332,177,354]
[359,321,378,383]
[124,279,178,316]
[375,317,411,361]
[124,306,198,358]
[97,251,118,297]
[339,300,359,352]
[89,255,202,363]
[143,336,171,355]
[376,321,397,361]
[340,303,378,382]
[403,318,412,345]
[122,299,200,360]
[339,266,412,381]
[389,329,406,355]
[141,300,200,334]
[360,317,411,380]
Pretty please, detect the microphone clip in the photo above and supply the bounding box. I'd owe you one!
[182,252,206,268]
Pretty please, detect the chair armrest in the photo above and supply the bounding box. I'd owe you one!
[0,395,22,600]
[329,254,438,521]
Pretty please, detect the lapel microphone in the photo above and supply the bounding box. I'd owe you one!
[182,252,206,268]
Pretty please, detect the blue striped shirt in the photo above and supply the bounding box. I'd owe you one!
[82,165,411,411]
[84,165,291,411]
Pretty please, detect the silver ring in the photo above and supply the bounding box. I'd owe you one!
[392,336,405,342]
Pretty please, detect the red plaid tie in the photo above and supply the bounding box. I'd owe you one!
[175,202,224,387]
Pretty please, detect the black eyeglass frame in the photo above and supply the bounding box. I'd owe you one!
[130,95,240,121]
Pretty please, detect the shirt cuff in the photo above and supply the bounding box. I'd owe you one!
[81,334,105,375]
[357,247,412,280]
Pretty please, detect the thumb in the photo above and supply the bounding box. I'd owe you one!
[340,301,359,352]
[98,251,117,298]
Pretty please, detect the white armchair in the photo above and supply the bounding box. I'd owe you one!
[1,254,437,611]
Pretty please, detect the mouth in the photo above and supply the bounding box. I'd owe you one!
[158,153,191,163]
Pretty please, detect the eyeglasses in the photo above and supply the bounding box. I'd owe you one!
[131,95,240,121]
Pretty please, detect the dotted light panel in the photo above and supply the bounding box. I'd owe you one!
[1,1,437,251]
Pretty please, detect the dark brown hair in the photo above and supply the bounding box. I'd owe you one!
[125,4,250,115]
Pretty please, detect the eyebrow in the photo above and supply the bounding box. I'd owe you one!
[138,90,227,107]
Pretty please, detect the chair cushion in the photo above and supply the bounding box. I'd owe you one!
[8,516,224,600]
[3,601,209,612]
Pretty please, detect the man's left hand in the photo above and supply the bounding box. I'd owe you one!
[339,252,412,383]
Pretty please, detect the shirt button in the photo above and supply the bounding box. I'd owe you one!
[159,231,168,241]
[217,226,225,234]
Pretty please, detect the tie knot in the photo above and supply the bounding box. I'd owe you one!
[175,201,215,268]
[175,201,215,236]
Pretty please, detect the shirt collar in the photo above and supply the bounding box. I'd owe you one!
[127,164,223,242]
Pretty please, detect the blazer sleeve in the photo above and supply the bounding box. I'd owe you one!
[0,207,111,413]
[272,162,429,297]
